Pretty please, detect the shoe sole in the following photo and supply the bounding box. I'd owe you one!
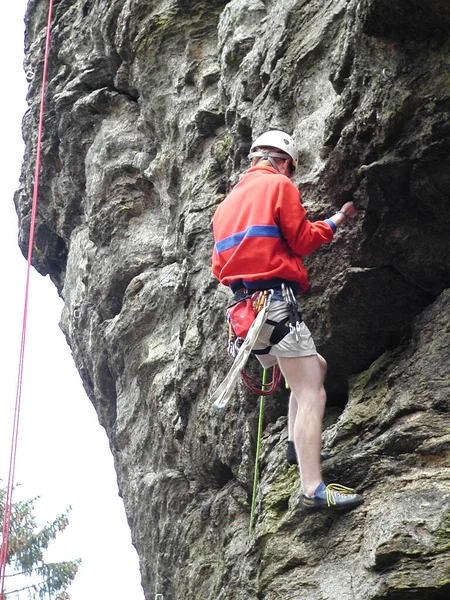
[300,499,364,513]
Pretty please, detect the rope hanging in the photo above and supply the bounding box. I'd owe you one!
[0,1,55,594]
[241,363,282,395]
[249,368,268,535]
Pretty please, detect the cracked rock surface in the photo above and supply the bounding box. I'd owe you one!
[17,1,450,598]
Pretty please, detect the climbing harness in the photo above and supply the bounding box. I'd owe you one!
[226,290,270,358]
[0,0,55,593]
[226,290,285,395]
[211,290,273,409]
[212,283,303,409]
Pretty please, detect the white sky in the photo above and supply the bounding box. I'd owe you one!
[0,2,145,599]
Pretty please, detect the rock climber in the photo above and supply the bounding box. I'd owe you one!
[211,129,364,513]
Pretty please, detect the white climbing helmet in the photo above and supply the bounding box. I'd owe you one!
[248,130,298,173]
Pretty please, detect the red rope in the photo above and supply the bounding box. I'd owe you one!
[0,1,55,594]
[241,364,283,396]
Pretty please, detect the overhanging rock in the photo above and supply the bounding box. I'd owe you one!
[17,1,450,598]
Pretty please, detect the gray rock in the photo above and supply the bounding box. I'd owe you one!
[16,0,450,598]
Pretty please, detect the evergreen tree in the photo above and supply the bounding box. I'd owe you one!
[0,487,81,599]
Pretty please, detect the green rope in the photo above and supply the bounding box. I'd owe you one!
[249,367,267,535]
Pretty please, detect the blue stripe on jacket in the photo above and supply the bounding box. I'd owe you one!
[215,225,281,254]
[324,218,336,233]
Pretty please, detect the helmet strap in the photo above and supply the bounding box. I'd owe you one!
[248,150,290,173]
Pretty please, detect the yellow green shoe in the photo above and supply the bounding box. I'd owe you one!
[300,482,364,513]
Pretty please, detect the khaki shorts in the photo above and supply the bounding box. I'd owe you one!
[252,300,317,368]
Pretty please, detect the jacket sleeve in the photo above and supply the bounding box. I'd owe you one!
[212,245,221,281]
[274,180,334,256]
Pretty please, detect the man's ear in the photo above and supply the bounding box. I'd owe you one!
[281,160,293,177]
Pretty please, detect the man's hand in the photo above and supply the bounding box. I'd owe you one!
[340,201,358,217]
[329,201,359,228]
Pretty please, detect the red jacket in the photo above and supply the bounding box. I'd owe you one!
[212,165,335,292]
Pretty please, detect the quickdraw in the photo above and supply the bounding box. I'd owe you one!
[281,283,302,341]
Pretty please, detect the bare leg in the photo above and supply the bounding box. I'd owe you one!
[288,393,297,441]
[279,354,327,496]
[317,353,328,380]
[287,353,327,441]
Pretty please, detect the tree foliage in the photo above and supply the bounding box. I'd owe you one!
[0,487,81,599]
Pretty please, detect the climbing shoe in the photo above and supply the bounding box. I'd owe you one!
[300,481,364,513]
[286,441,297,465]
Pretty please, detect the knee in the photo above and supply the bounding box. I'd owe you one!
[296,385,327,411]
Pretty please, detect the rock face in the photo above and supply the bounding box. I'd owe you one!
[17,0,450,598]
